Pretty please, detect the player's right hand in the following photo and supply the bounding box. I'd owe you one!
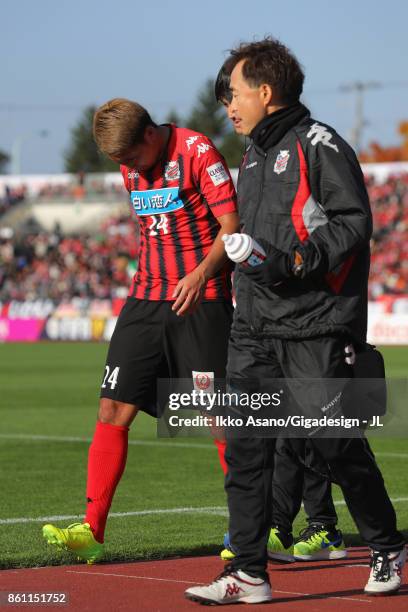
[171,270,206,316]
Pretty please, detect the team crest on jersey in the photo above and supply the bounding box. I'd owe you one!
[274,150,290,174]
[128,170,139,179]
[164,161,180,181]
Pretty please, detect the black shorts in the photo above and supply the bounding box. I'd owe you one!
[100,298,233,416]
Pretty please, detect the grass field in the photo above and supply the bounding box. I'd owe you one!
[0,343,407,569]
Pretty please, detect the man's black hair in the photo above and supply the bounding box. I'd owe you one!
[229,37,304,105]
[214,56,239,103]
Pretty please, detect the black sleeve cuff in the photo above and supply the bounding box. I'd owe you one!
[240,239,292,286]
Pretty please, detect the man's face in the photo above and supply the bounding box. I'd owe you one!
[112,126,161,171]
[229,59,269,135]
[221,98,243,134]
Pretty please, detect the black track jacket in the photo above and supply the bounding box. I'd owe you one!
[233,112,372,343]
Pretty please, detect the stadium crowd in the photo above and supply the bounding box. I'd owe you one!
[367,173,408,299]
[0,173,407,303]
[0,216,139,301]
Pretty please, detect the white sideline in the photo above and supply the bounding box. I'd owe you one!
[67,570,205,585]
[0,433,407,458]
[1,432,406,526]
[0,433,212,450]
[0,506,228,525]
[1,497,408,526]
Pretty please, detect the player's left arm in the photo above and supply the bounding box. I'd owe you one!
[195,210,240,278]
[172,212,239,315]
[172,144,239,316]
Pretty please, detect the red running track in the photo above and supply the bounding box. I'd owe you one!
[0,547,407,611]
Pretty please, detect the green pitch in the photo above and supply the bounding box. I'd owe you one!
[0,343,407,569]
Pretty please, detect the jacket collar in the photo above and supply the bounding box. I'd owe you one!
[250,102,310,151]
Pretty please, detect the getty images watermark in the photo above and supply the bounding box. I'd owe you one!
[156,376,408,438]
[168,389,282,411]
[166,388,382,431]
[168,414,382,430]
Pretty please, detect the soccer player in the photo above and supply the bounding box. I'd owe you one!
[42,98,239,563]
[215,61,347,565]
[185,38,405,605]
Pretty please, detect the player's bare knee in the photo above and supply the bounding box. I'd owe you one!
[98,398,138,427]
[98,398,116,423]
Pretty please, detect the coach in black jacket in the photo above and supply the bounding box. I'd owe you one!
[234,103,371,343]
[185,38,405,605]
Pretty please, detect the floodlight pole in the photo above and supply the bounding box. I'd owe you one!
[339,81,381,154]
[11,130,49,175]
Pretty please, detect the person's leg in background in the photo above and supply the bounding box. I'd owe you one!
[268,437,303,562]
[269,437,346,562]
[294,440,347,560]
[302,440,338,527]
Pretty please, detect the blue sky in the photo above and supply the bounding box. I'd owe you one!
[1,0,407,174]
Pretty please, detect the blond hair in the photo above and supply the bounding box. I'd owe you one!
[93,98,155,157]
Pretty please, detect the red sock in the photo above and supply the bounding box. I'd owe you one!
[85,421,129,543]
[214,438,228,475]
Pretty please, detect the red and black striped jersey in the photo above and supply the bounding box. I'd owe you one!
[121,125,237,301]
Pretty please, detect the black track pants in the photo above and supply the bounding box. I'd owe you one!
[225,332,404,576]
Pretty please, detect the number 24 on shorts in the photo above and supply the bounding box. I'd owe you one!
[102,366,120,390]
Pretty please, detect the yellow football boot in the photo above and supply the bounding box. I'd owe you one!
[42,522,104,564]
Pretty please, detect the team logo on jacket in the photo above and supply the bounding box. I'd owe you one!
[307,123,339,153]
[164,161,180,181]
[274,150,290,174]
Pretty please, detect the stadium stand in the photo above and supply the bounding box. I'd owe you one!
[0,216,139,302]
[1,172,407,303]
[367,173,408,302]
